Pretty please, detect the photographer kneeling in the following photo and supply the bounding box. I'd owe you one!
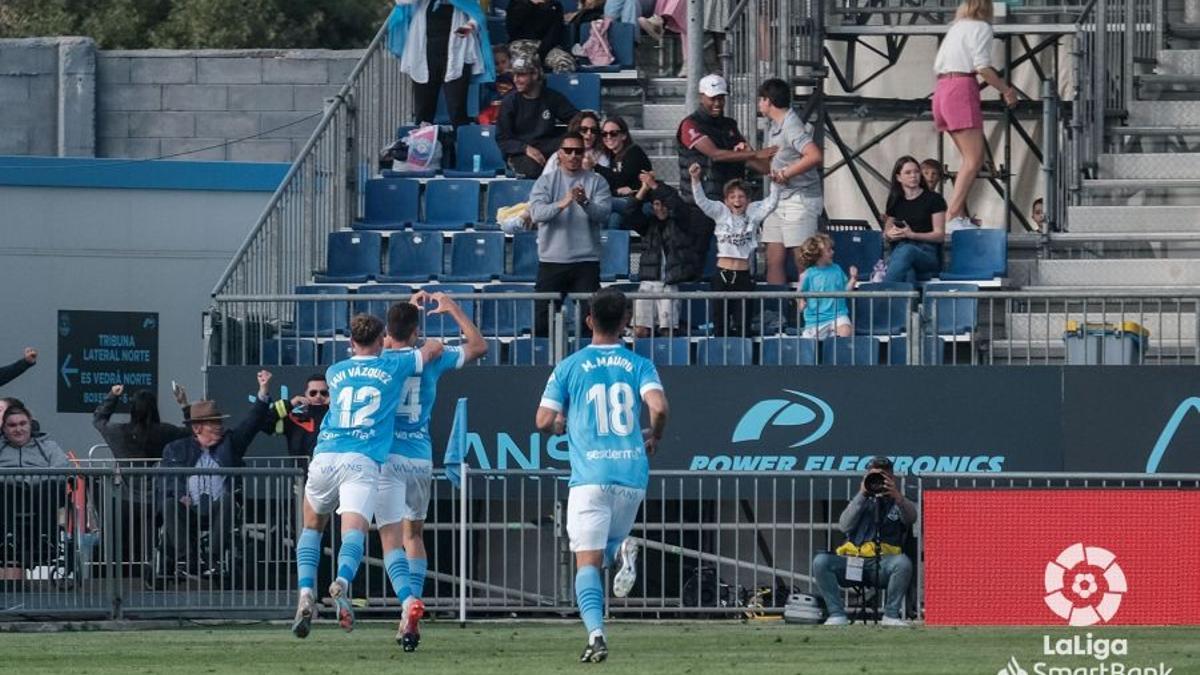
[812,457,916,626]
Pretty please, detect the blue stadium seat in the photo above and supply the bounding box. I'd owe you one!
[434,84,482,126]
[941,229,1007,281]
[417,284,476,337]
[697,337,754,365]
[316,231,381,283]
[633,338,692,365]
[510,337,552,365]
[479,283,535,336]
[852,281,912,336]
[922,282,979,336]
[319,338,351,365]
[444,125,506,178]
[578,22,636,71]
[444,232,505,282]
[380,232,443,283]
[831,230,883,281]
[355,178,419,230]
[600,230,631,281]
[482,179,534,229]
[412,179,482,231]
[885,336,944,365]
[262,339,318,366]
[677,282,711,332]
[546,73,602,112]
[821,336,880,365]
[294,285,351,337]
[502,231,539,282]
[477,338,502,366]
[759,337,819,365]
[351,283,413,320]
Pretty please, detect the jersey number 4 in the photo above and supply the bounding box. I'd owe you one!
[397,377,421,423]
[585,382,636,437]
[335,386,382,427]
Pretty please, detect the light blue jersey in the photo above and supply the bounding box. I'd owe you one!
[540,344,663,489]
[315,351,423,464]
[388,345,465,460]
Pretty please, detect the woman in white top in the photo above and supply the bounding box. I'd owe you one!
[932,0,1018,228]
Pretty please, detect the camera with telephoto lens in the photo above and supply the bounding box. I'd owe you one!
[863,470,888,495]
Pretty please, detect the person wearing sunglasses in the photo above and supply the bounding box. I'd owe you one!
[528,131,613,336]
[595,115,652,229]
[541,111,609,177]
[263,373,331,462]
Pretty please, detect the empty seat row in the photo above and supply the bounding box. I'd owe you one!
[636,336,932,366]
[262,336,551,366]
[355,175,533,231]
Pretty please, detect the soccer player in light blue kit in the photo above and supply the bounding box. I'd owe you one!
[291,313,443,638]
[535,288,670,663]
[378,293,488,651]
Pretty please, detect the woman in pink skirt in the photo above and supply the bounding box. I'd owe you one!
[932,0,1018,230]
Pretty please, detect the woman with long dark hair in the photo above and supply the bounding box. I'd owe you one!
[541,111,609,176]
[93,385,191,460]
[883,156,947,283]
[596,115,653,196]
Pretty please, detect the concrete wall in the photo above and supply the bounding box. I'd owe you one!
[0,37,95,157]
[96,50,362,162]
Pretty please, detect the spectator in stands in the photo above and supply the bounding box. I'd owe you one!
[93,384,191,460]
[676,75,775,268]
[506,0,576,73]
[920,158,944,192]
[566,0,605,29]
[933,0,1017,229]
[479,73,514,125]
[1031,197,1046,232]
[812,457,915,626]
[688,162,779,337]
[0,405,70,476]
[387,0,497,129]
[263,373,328,461]
[158,374,273,576]
[625,171,705,337]
[596,115,652,229]
[758,78,824,285]
[0,347,37,388]
[796,234,855,338]
[883,156,947,284]
[0,405,69,566]
[542,111,609,176]
[498,57,580,177]
[528,132,613,335]
[493,43,511,75]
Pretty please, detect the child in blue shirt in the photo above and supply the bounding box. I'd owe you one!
[797,234,856,338]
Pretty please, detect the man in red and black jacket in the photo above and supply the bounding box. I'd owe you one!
[263,373,328,462]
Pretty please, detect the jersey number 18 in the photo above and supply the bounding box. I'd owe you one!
[585,382,635,437]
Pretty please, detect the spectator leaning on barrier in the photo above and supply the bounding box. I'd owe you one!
[625,171,705,337]
[0,347,37,389]
[93,384,191,460]
[263,372,329,461]
[758,78,824,285]
[676,74,775,266]
[883,155,947,284]
[387,0,497,129]
[812,457,916,627]
[528,132,613,335]
[497,57,580,178]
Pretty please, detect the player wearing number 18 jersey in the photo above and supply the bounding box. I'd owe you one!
[291,314,442,639]
[536,289,669,664]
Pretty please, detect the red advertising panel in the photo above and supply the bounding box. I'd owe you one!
[924,489,1200,625]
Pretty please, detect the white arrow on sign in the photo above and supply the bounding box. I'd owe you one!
[60,354,79,388]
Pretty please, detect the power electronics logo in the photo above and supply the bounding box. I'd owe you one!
[1146,396,1200,473]
[1043,543,1126,626]
[731,390,834,447]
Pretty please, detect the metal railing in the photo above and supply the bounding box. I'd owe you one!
[210,21,411,300]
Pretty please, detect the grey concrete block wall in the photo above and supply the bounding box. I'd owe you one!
[97,49,362,162]
[0,37,96,156]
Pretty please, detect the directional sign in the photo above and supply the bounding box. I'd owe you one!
[57,310,159,413]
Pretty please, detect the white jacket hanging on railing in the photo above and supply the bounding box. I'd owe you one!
[392,0,489,85]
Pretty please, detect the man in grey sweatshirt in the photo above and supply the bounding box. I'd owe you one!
[528,131,612,335]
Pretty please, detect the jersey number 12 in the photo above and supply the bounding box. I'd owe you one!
[585,382,635,437]
[335,386,381,427]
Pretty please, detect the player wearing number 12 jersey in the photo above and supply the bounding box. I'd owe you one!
[378,292,488,652]
[536,289,670,664]
[291,313,442,639]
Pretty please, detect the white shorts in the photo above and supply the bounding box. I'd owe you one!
[566,484,646,552]
[761,194,822,248]
[305,452,380,519]
[801,315,852,339]
[632,281,678,329]
[375,456,434,526]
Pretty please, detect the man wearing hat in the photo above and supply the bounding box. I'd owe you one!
[157,370,274,576]
[675,74,777,264]
[497,56,580,178]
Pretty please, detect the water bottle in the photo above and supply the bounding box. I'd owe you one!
[472,153,481,173]
[870,259,886,283]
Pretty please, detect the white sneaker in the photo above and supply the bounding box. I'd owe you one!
[881,615,910,627]
[823,614,849,626]
[611,538,639,598]
[638,15,665,42]
[945,215,977,236]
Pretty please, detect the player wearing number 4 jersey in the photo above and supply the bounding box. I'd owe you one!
[536,289,670,664]
[291,313,443,640]
[379,292,488,652]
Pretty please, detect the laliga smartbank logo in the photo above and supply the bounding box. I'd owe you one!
[999,634,1174,675]
[1044,543,1127,626]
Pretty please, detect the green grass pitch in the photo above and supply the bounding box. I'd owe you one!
[3,622,1198,674]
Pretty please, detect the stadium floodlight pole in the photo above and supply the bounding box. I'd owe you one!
[685,0,705,111]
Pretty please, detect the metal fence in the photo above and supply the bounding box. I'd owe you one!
[5,467,1197,621]
[207,288,1200,368]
